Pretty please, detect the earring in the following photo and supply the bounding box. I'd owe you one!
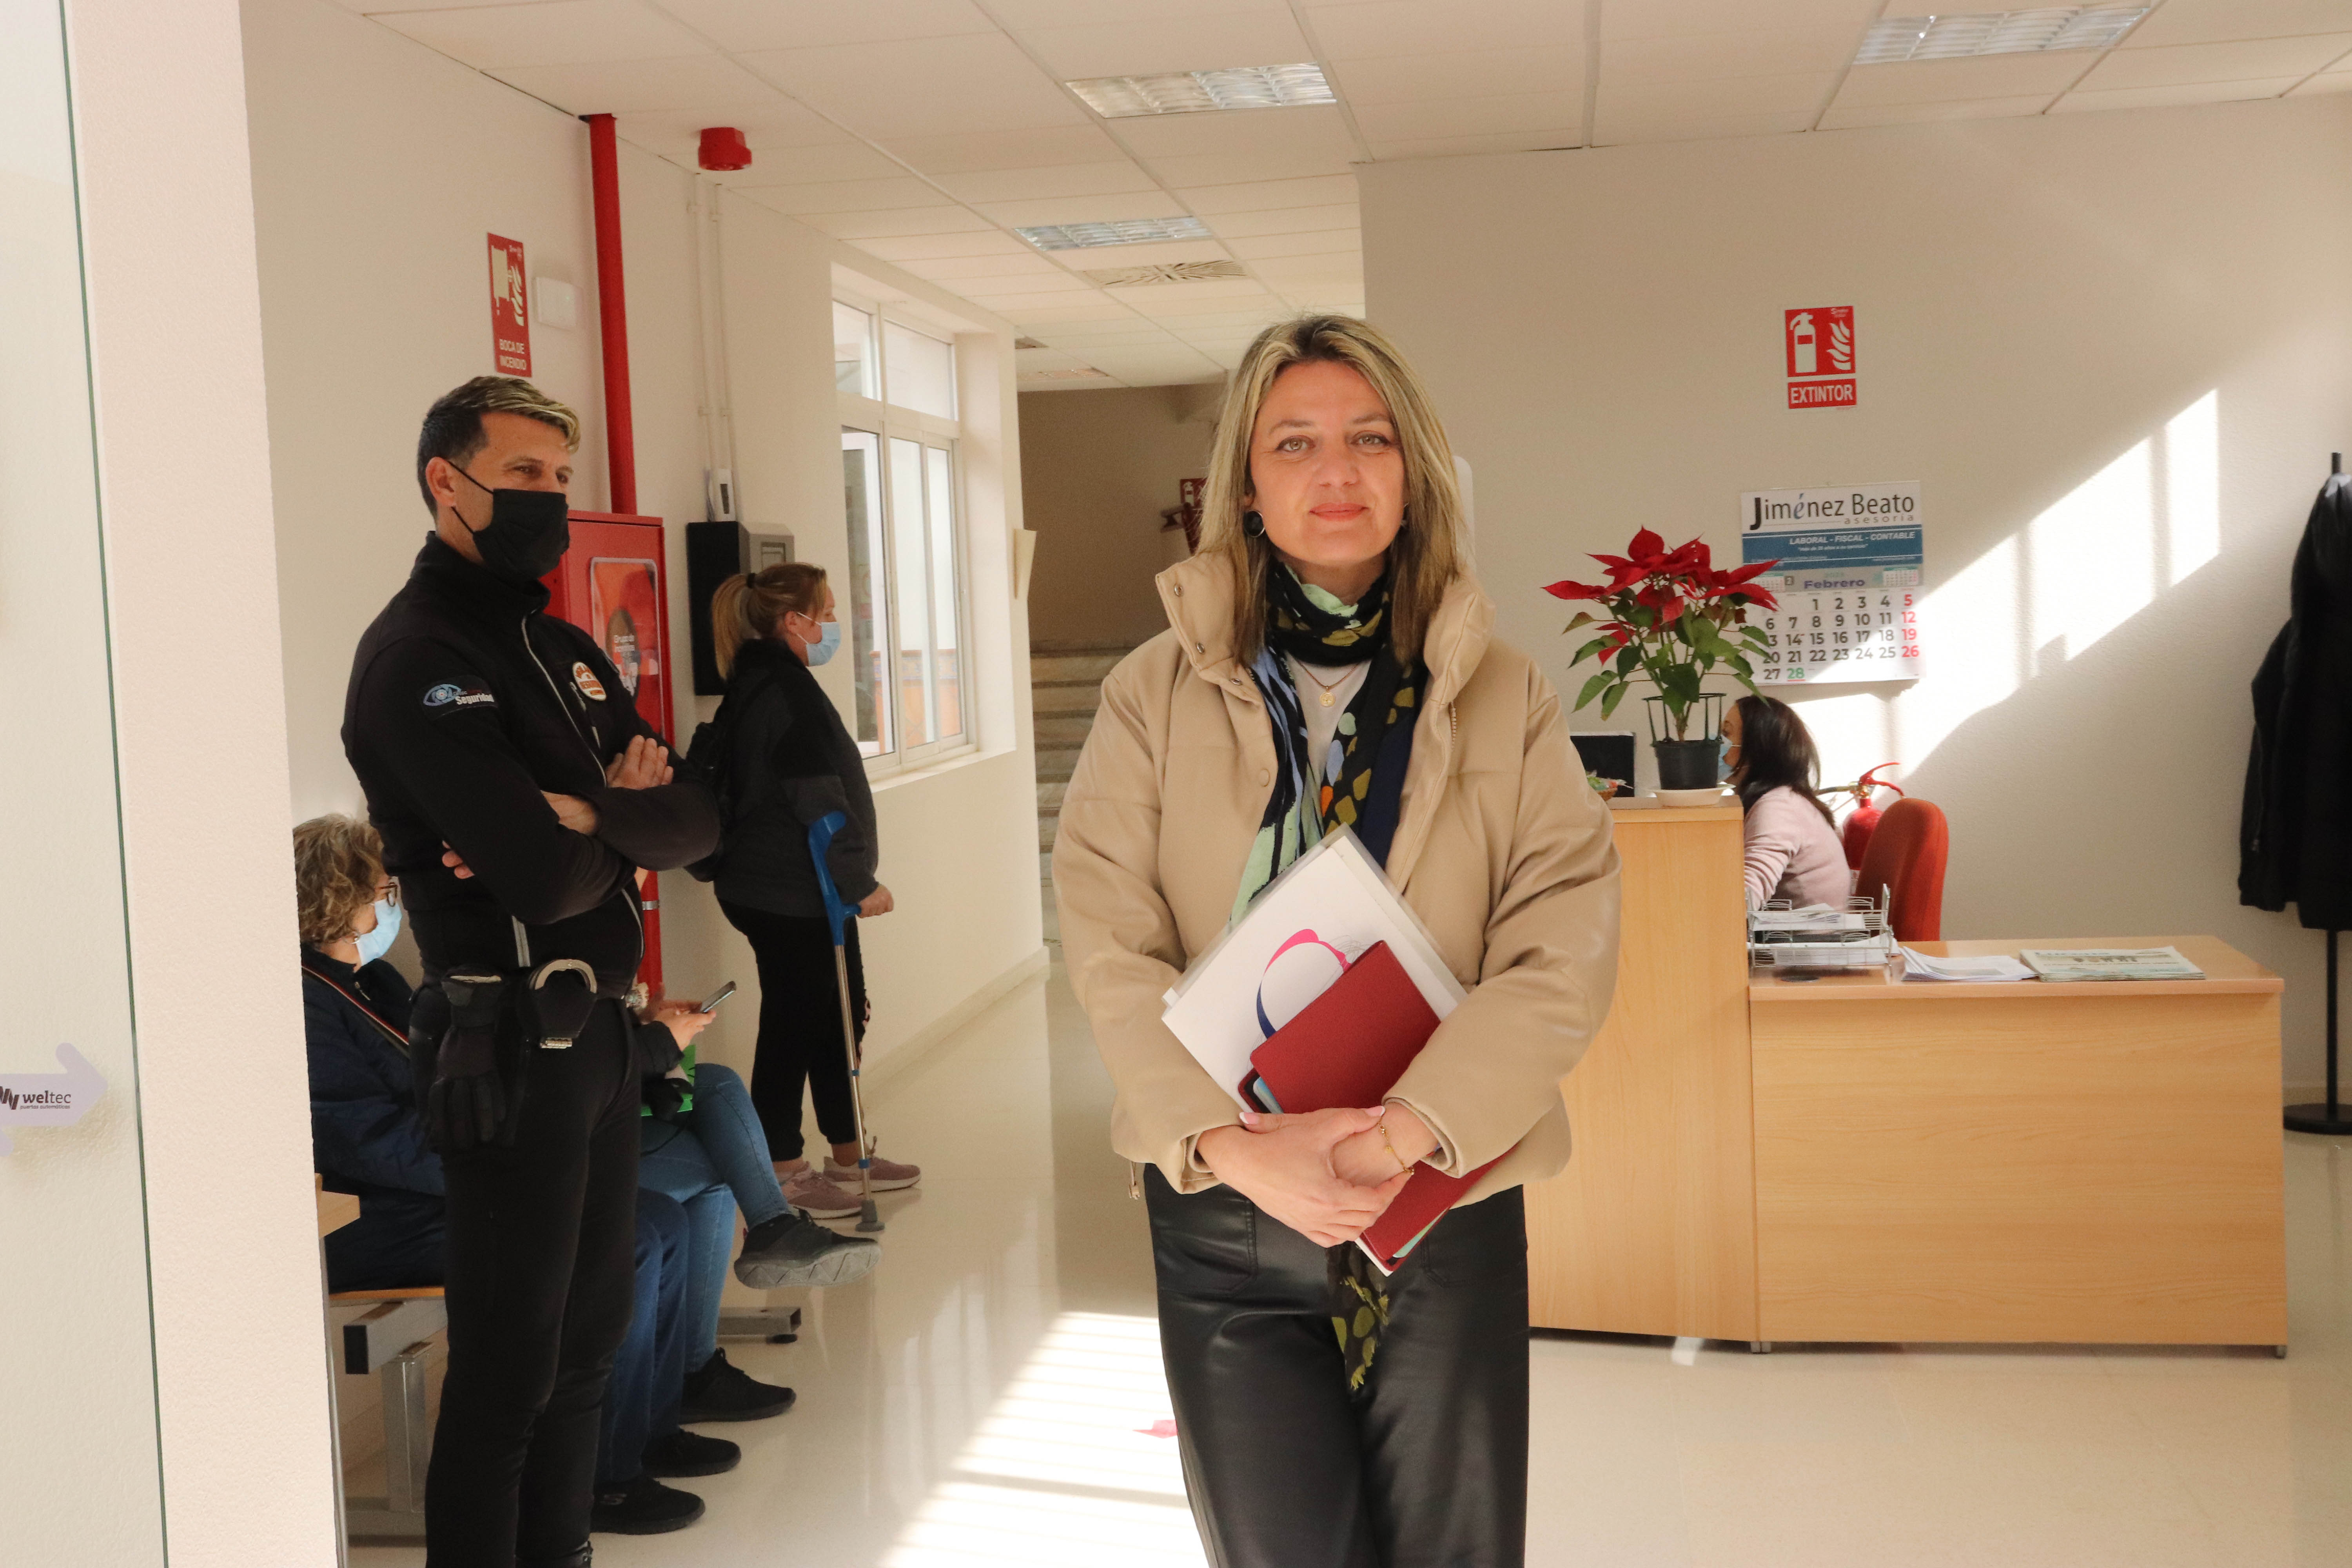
[1399,505,1411,528]
[1243,511,1265,538]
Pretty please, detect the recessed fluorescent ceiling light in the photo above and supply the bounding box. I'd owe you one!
[1856,6,2147,64]
[1015,217,1212,250]
[1066,64,1333,118]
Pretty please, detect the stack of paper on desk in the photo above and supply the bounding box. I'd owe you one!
[1901,948,2036,983]
[1160,831,1489,1272]
[2020,947,2206,982]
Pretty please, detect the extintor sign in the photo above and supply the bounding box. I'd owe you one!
[1784,305,1855,410]
[488,233,532,376]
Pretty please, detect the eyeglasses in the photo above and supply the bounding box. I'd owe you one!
[377,882,401,907]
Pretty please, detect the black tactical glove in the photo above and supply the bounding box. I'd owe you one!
[643,1073,690,1123]
[427,971,511,1154]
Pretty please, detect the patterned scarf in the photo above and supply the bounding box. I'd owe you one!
[1231,561,1425,1395]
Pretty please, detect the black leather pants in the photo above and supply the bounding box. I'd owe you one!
[1145,1168,1530,1568]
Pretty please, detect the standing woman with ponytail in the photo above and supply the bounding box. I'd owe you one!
[707,564,920,1219]
[1054,316,1621,1568]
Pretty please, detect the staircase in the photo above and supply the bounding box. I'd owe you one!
[1032,643,1138,938]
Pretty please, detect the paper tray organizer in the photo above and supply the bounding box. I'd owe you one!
[1747,891,1897,973]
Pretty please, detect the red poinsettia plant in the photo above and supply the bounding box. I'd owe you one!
[1543,528,1781,739]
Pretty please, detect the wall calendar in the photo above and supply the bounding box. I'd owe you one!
[1739,481,1923,684]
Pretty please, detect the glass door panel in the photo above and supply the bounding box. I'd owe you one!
[841,429,889,755]
[887,436,935,746]
[925,445,964,741]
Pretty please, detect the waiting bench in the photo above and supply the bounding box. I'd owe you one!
[327,1287,802,1544]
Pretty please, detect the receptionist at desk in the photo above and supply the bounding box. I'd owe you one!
[1723,695,1848,909]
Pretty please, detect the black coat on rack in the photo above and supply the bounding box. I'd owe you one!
[2241,460,2352,928]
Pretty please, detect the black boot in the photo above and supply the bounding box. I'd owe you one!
[589,1473,705,1535]
[734,1210,882,1290]
[643,1427,741,1478]
[678,1347,796,1423]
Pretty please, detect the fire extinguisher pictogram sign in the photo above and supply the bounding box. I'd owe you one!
[1784,305,1855,410]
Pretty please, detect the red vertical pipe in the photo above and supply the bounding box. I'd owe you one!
[583,113,637,515]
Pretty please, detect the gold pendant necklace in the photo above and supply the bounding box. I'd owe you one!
[1297,661,1347,708]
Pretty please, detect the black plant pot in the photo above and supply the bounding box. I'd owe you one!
[1653,737,1722,791]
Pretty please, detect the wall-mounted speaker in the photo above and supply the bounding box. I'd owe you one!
[685,520,746,695]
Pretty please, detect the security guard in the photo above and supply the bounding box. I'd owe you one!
[343,376,719,1568]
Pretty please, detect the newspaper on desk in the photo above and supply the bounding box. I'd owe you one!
[2018,947,2206,982]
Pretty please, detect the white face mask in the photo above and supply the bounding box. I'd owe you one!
[354,897,401,966]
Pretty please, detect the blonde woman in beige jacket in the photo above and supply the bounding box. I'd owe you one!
[1053,316,1621,1568]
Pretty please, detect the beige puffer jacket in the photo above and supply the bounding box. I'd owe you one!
[1053,550,1622,1206]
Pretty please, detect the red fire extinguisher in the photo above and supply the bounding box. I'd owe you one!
[1837,764,1904,869]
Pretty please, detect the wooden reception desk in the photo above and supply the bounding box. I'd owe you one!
[1525,801,2289,1349]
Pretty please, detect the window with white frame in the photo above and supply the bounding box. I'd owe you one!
[833,297,968,768]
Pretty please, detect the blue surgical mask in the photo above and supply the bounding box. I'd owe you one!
[805,619,843,667]
[1719,742,1738,784]
[355,898,402,966]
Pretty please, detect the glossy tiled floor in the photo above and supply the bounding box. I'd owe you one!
[355,964,2352,1568]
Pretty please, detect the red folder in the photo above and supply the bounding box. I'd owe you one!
[1248,943,1503,1272]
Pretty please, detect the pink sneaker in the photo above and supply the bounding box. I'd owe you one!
[826,1153,921,1192]
[782,1167,862,1220]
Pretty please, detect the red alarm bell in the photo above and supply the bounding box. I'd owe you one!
[698,127,751,171]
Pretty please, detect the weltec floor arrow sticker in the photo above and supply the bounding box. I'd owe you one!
[0,1044,106,1154]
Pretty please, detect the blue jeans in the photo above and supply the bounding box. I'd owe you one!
[639,1062,793,1371]
[595,1191,689,1488]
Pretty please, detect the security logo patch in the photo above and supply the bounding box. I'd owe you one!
[424,682,496,711]
[572,662,607,702]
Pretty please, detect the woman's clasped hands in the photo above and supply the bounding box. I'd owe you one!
[1195,1102,1439,1247]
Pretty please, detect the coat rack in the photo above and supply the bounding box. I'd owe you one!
[2285,453,2352,1136]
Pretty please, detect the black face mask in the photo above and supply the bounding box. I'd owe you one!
[445,460,571,586]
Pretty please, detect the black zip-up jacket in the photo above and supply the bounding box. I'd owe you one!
[343,536,721,991]
[2242,473,2352,929]
[711,639,880,919]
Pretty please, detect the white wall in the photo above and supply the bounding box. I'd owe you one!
[241,0,1041,1114]
[1363,96,2352,1085]
[60,0,339,1562]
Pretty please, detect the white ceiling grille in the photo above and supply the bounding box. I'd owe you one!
[1023,367,1114,380]
[1065,64,1334,118]
[1015,217,1214,250]
[1081,260,1250,287]
[1856,7,2149,64]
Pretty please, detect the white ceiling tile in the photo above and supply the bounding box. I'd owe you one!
[971,192,1192,226]
[1208,202,1359,236]
[2291,67,2352,92]
[704,141,901,183]
[1001,301,1148,321]
[988,0,1291,25]
[2053,76,2307,111]
[743,176,945,215]
[1176,174,1358,213]
[372,0,709,68]
[1605,26,1859,83]
[1595,72,1836,123]
[2074,34,2352,88]
[1832,53,2094,108]
[1018,10,1315,79]
[2123,0,2352,49]
[1224,229,1361,259]
[1125,307,1288,327]
[1352,90,1587,141]
[1594,107,1820,145]
[655,0,996,51]
[879,125,1129,174]
[738,34,1087,138]
[1326,44,1584,105]
[932,160,1160,203]
[1109,103,1356,158]
[1125,286,1280,313]
[1021,237,1233,267]
[1249,252,1363,281]
[1305,0,1583,60]
[848,230,1033,260]
[1363,127,1581,158]
[794,205,996,239]
[898,252,1069,280]
[967,288,1114,312]
[1818,93,2058,128]
[1131,148,1360,185]
[1600,0,1878,42]
[488,54,783,114]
